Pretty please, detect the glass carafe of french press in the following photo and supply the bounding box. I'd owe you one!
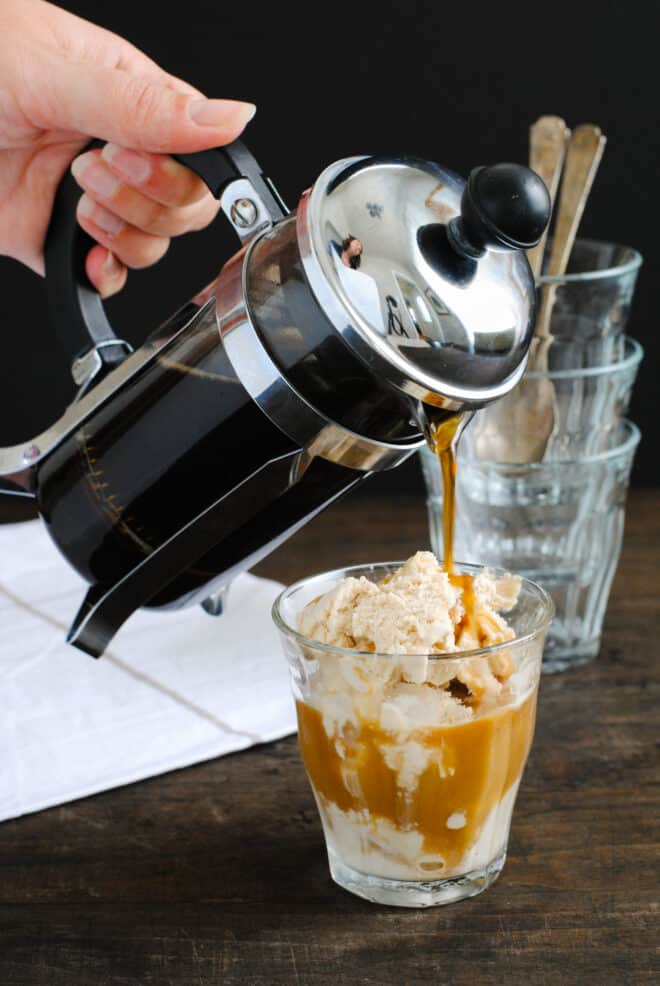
[0,141,550,656]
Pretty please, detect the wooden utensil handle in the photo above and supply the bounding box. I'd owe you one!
[546,124,607,278]
[534,124,607,351]
[527,116,571,281]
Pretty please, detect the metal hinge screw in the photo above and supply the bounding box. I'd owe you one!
[22,444,41,465]
[230,198,258,229]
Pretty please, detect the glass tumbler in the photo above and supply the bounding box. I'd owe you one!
[273,563,553,908]
[464,336,642,462]
[538,237,642,362]
[422,420,641,674]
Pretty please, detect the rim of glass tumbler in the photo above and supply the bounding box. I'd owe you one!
[444,417,642,470]
[538,237,643,284]
[522,335,643,381]
[272,560,554,663]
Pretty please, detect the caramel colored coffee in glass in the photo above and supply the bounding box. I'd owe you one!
[297,694,536,873]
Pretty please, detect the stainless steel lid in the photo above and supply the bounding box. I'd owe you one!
[297,155,550,409]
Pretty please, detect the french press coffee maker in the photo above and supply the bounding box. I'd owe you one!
[0,140,550,657]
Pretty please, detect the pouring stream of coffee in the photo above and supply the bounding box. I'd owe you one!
[428,415,465,573]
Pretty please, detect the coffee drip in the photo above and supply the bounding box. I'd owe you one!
[425,412,467,574]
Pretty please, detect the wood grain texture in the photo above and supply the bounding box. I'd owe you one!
[1,491,658,985]
[526,115,570,281]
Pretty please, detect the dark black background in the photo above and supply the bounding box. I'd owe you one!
[0,0,657,493]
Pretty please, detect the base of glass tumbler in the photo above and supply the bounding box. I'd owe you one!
[542,637,600,674]
[327,848,507,908]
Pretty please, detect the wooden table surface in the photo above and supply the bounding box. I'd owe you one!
[0,490,658,985]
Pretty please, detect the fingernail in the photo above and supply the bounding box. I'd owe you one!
[102,143,151,185]
[78,194,124,236]
[72,155,121,200]
[189,98,256,128]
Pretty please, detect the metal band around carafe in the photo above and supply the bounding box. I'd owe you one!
[218,237,423,473]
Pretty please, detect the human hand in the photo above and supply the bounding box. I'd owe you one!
[0,0,255,297]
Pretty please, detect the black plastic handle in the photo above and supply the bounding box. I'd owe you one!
[44,138,123,373]
[43,140,288,380]
[173,142,288,219]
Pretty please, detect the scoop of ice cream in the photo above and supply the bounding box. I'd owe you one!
[297,552,522,719]
[297,576,378,649]
[298,551,520,657]
[352,554,462,654]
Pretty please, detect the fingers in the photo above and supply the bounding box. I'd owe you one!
[35,53,256,154]
[71,145,221,271]
[85,244,128,299]
[71,147,220,238]
[101,143,209,207]
[76,193,170,270]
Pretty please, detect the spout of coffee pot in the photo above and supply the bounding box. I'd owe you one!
[415,403,476,449]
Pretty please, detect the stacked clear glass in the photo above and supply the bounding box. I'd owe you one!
[422,238,643,672]
[464,335,642,461]
[422,421,640,673]
[535,237,642,357]
[273,562,553,907]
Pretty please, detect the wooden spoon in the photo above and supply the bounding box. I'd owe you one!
[534,123,607,353]
[527,116,572,280]
[527,123,607,458]
[470,116,570,462]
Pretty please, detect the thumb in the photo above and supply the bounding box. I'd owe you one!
[35,54,256,153]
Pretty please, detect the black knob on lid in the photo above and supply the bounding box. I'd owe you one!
[447,162,551,259]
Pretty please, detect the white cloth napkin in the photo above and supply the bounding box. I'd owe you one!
[0,519,297,822]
